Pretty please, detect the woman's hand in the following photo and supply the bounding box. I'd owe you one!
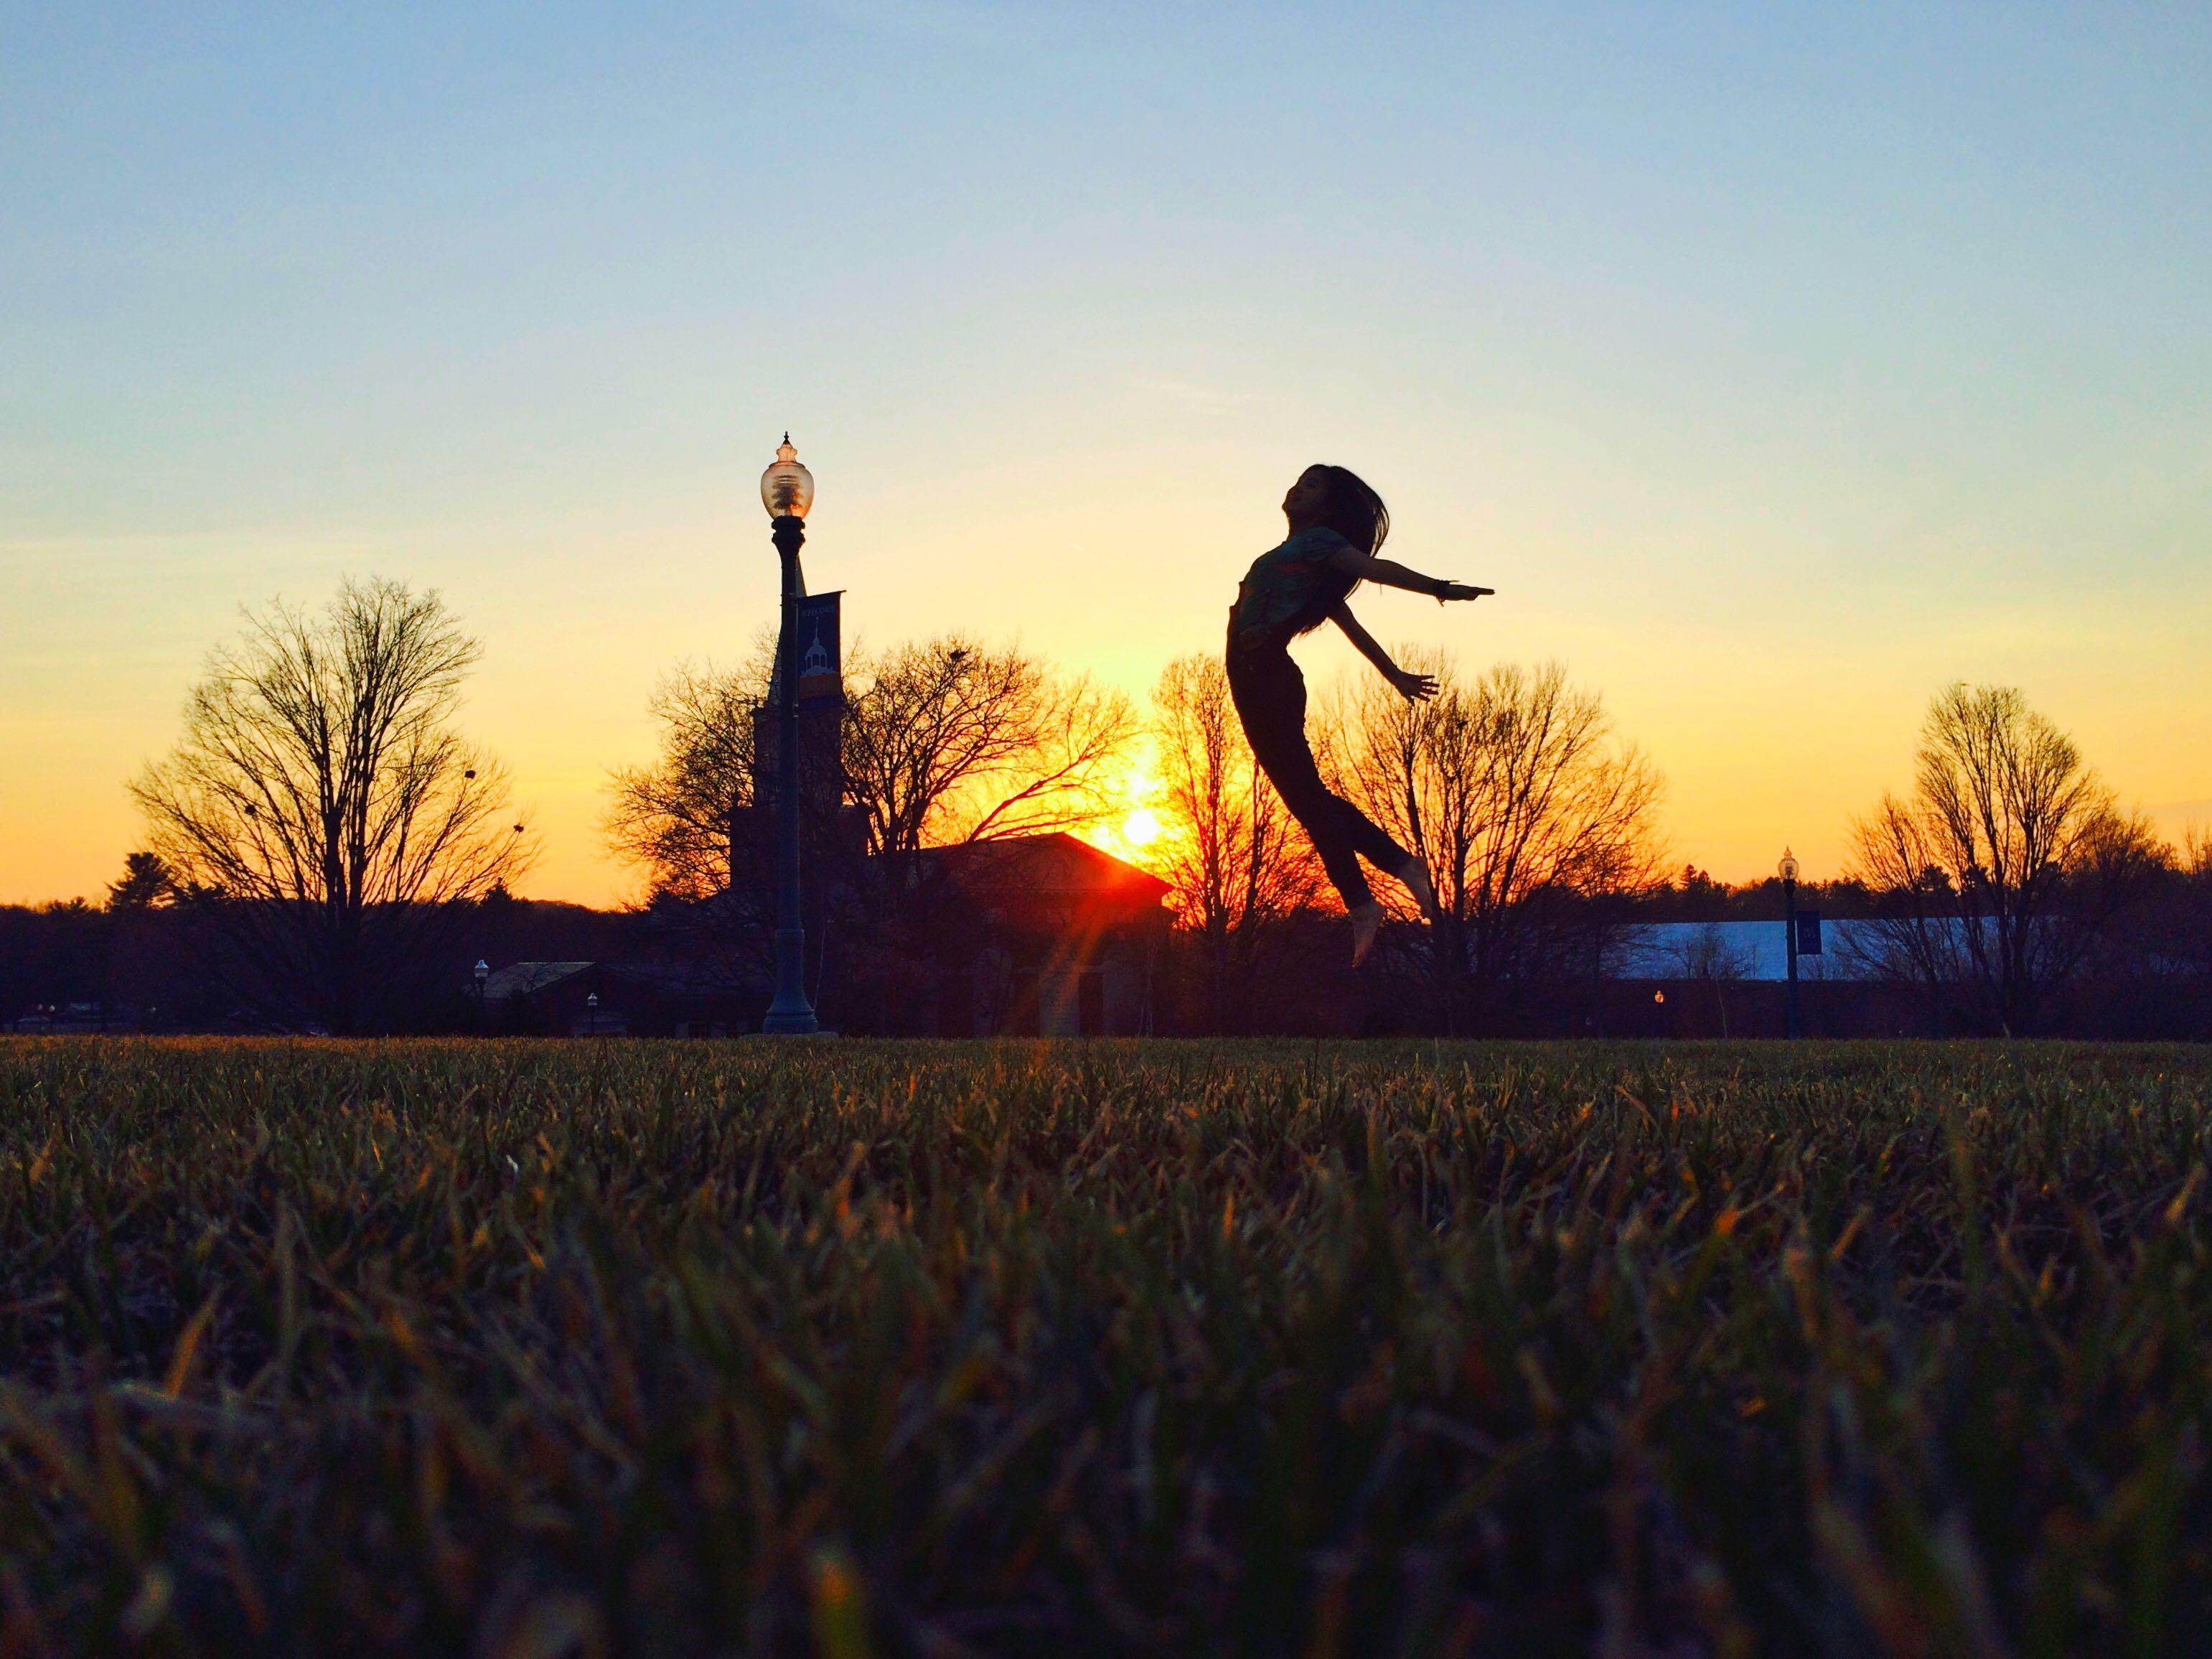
[1389,667,1440,702]
[1433,579,1493,604]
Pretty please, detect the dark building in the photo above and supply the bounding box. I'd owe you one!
[479,960,764,1037]
[906,833,1168,1036]
[478,835,1166,1038]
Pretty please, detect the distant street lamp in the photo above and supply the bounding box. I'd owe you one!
[759,434,820,1035]
[1778,848,1802,1039]
[473,958,489,1035]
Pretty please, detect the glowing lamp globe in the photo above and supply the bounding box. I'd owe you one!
[1777,849,1800,883]
[760,434,815,520]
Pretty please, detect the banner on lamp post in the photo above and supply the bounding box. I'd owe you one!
[795,592,843,709]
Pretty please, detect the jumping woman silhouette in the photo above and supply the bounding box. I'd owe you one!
[1227,464,1491,965]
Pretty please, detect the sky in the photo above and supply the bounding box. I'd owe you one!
[4,1,2209,907]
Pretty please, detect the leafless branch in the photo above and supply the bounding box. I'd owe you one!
[130,578,532,1030]
[1845,683,2163,1034]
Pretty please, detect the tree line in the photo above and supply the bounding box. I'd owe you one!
[7,576,2206,1036]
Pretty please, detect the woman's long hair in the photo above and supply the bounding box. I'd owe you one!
[1312,464,1389,559]
[1286,464,1389,637]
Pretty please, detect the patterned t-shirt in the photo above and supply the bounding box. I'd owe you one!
[1228,526,1359,648]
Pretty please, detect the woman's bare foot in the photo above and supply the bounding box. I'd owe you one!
[1399,856,1438,920]
[1351,900,1384,966]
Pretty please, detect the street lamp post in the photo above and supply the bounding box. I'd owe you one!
[1778,848,1801,1039]
[760,435,820,1034]
[473,958,489,1035]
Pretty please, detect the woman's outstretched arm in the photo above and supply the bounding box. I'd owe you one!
[1328,602,1438,701]
[1323,543,1490,602]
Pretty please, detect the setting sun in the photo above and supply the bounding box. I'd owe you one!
[1074,750,1181,871]
[1121,807,1163,848]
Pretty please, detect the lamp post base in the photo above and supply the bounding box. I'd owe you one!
[761,925,819,1035]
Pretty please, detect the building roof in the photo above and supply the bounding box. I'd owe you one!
[1611,921,1890,982]
[482,961,594,999]
[913,832,1170,901]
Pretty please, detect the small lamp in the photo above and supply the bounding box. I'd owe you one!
[760,434,815,521]
[1777,848,1799,883]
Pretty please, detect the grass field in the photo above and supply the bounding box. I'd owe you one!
[2,1038,2211,1656]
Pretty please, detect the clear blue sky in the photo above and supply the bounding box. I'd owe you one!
[5,1,2209,902]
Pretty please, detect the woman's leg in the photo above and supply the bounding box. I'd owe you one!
[1334,798,1412,874]
[1229,649,1405,909]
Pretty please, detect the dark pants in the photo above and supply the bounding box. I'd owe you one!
[1227,636,1409,910]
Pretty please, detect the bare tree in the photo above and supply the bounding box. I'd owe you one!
[1325,655,1663,1029]
[1150,653,1323,1032]
[1669,922,1753,1038]
[609,635,1133,890]
[603,641,776,903]
[131,578,530,1032]
[840,635,1136,868]
[2171,825,2212,993]
[1847,683,2162,1034]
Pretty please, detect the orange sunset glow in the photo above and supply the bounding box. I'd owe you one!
[2,6,2206,919]
[1076,756,1174,873]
